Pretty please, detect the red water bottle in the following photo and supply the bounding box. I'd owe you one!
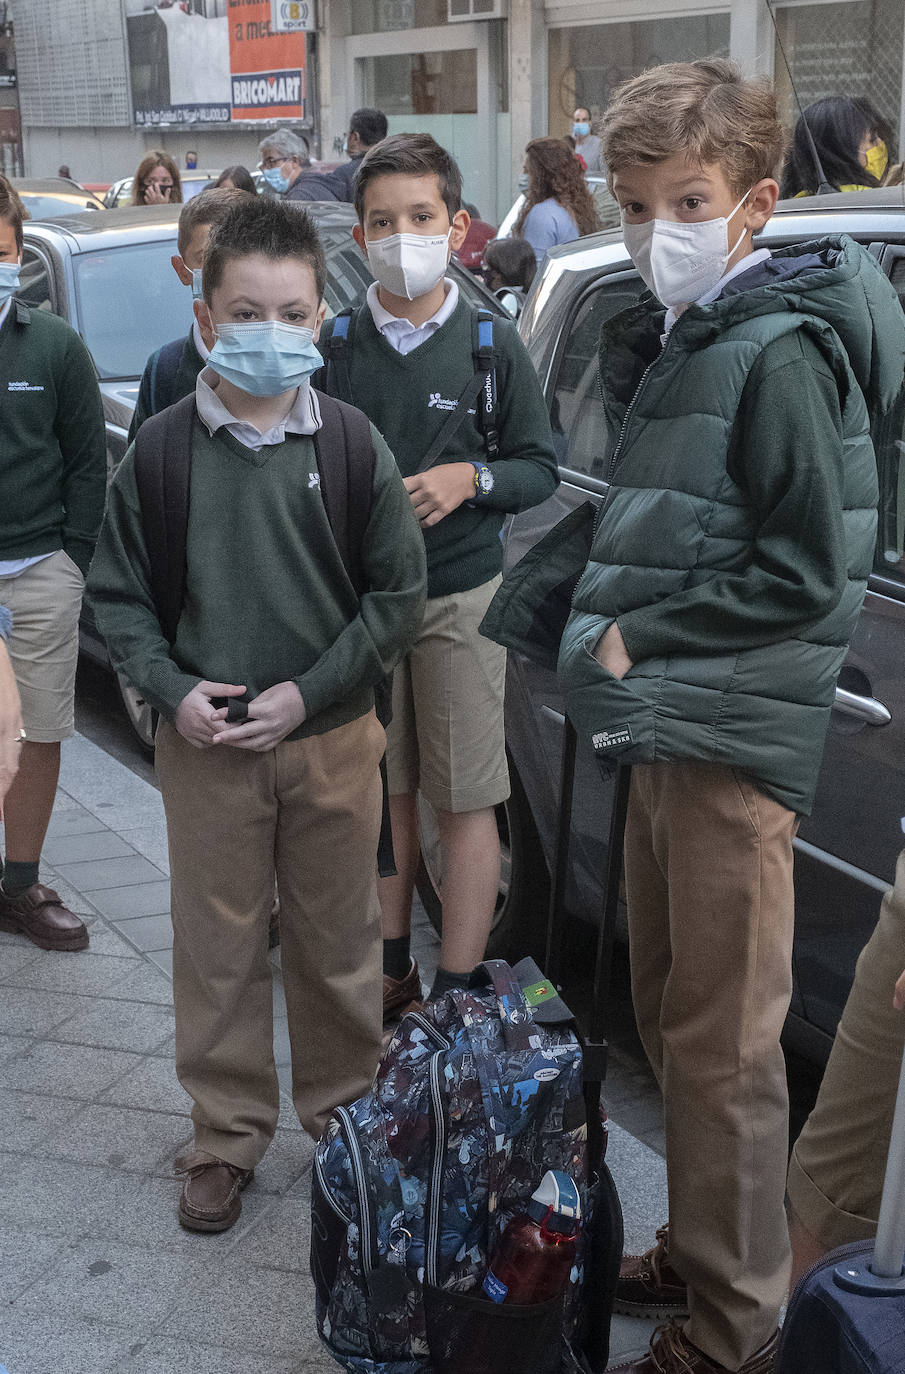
[482,1169,581,1304]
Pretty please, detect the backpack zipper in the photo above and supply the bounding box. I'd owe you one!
[425,1047,449,1288]
[335,1105,375,1281]
[313,1146,354,1227]
[407,1010,452,1051]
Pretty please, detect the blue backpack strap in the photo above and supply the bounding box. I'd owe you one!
[472,307,500,462]
[325,307,356,405]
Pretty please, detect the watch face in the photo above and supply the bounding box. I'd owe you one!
[478,467,494,494]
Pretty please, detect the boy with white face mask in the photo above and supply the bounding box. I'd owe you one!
[316,133,558,1018]
[88,197,426,1232]
[554,60,905,1374]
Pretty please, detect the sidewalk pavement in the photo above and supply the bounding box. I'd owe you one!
[0,732,667,1374]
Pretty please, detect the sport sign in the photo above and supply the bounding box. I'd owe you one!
[228,0,306,121]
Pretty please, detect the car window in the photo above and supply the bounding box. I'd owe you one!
[19,193,99,218]
[549,273,646,477]
[874,252,905,585]
[19,248,53,312]
[73,241,189,379]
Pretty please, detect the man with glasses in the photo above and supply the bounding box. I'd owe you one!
[256,128,312,202]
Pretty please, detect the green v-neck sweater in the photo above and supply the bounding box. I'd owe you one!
[317,297,558,598]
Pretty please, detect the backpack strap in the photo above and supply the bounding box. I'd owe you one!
[472,307,500,461]
[324,308,356,406]
[149,337,188,418]
[133,393,197,646]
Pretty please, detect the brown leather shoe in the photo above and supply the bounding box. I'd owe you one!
[0,882,89,952]
[608,1320,779,1374]
[383,957,422,1023]
[175,1150,254,1233]
[616,1223,689,1319]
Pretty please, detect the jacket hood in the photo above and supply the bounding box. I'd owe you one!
[673,235,905,420]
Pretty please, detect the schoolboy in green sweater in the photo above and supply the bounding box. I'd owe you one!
[317,133,558,1015]
[0,182,106,954]
[89,198,426,1233]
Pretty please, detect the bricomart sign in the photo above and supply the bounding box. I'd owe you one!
[228,0,306,121]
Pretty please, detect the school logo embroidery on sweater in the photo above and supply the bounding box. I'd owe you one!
[428,392,457,411]
[592,725,633,751]
[308,472,321,489]
[8,380,45,392]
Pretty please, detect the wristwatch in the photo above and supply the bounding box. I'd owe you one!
[471,462,494,497]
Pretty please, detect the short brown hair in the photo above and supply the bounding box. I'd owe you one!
[131,150,183,206]
[202,195,326,303]
[0,175,23,253]
[177,187,254,256]
[602,60,785,197]
[354,132,462,223]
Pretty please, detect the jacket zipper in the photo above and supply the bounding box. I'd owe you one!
[335,1105,375,1281]
[313,1147,354,1227]
[605,334,670,484]
[425,1047,449,1288]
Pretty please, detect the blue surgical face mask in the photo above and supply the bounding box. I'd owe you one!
[208,320,323,397]
[572,121,590,139]
[262,165,290,194]
[0,261,20,306]
[191,268,204,300]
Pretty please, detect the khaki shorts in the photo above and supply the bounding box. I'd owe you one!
[386,575,510,815]
[787,846,905,1247]
[1,551,84,743]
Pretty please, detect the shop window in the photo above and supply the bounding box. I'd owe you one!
[350,0,448,34]
[547,14,730,140]
[361,49,477,116]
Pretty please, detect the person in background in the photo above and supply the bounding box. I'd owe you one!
[780,95,894,197]
[787,854,905,1284]
[0,182,106,951]
[131,150,183,206]
[0,608,23,814]
[457,201,497,273]
[256,128,313,202]
[564,134,588,174]
[212,165,257,196]
[571,107,604,173]
[128,189,253,442]
[514,136,599,267]
[185,150,198,170]
[481,236,538,312]
[57,164,72,180]
[312,108,389,203]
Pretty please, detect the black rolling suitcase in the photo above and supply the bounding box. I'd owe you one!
[775,1037,905,1373]
[539,715,630,1373]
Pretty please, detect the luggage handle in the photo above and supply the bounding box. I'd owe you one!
[471,958,539,1054]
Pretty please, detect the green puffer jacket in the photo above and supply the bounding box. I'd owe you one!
[554,237,905,814]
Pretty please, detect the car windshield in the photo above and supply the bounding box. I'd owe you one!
[20,193,100,218]
[72,230,498,381]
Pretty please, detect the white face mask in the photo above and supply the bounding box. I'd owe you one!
[621,190,752,308]
[365,230,451,301]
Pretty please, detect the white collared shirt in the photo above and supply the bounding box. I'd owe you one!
[195,367,321,451]
[663,248,772,336]
[366,278,459,356]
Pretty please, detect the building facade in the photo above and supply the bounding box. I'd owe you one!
[12,0,905,223]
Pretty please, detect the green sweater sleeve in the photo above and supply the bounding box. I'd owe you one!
[294,425,427,720]
[475,319,559,514]
[86,449,202,719]
[616,332,849,663]
[54,330,107,577]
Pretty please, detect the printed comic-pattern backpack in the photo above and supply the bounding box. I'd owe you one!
[311,958,623,1374]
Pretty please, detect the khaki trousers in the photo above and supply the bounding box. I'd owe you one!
[155,711,385,1166]
[624,762,797,1370]
[787,846,905,1247]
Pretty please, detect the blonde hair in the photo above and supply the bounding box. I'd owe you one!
[602,59,785,197]
[131,150,183,206]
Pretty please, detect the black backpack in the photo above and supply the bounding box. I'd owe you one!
[131,388,396,872]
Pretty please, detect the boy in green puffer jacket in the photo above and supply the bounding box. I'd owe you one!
[555,62,905,1374]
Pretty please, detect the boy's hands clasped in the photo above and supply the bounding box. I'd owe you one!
[404,462,477,527]
[175,680,307,751]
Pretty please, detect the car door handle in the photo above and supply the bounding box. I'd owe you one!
[833,686,891,726]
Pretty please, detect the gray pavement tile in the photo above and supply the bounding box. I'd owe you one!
[59,735,165,831]
[8,951,142,996]
[99,964,174,1006]
[99,1056,191,1116]
[230,1194,311,1272]
[0,1033,32,1063]
[273,1017,292,1067]
[35,1102,194,1174]
[75,921,143,958]
[0,1086,83,1153]
[0,1312,133,1374]
[41,831,139,866]
[0,1226,77,1300]
[160,1256,322,1357]
[35,872,100,919]
[606,1123,669,1257]
[47,997,175,1053]
[0,941,45,980]
[0,1041,144,1099]
[111,913,174,953]
[0,987,87,1037]
[44,807,110,838]
[609,1097,665,1145]
[252,1127,316,1196]
[609,1314,659,1362]
[116,822,171,876]
[145,948,174,978]
[87,883,172,921]
[80,1174,275,1255]
[10,1237,210,1332]
[109,1337,303,1374]
[56,856,168,892]
[277,1091,303,1132]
